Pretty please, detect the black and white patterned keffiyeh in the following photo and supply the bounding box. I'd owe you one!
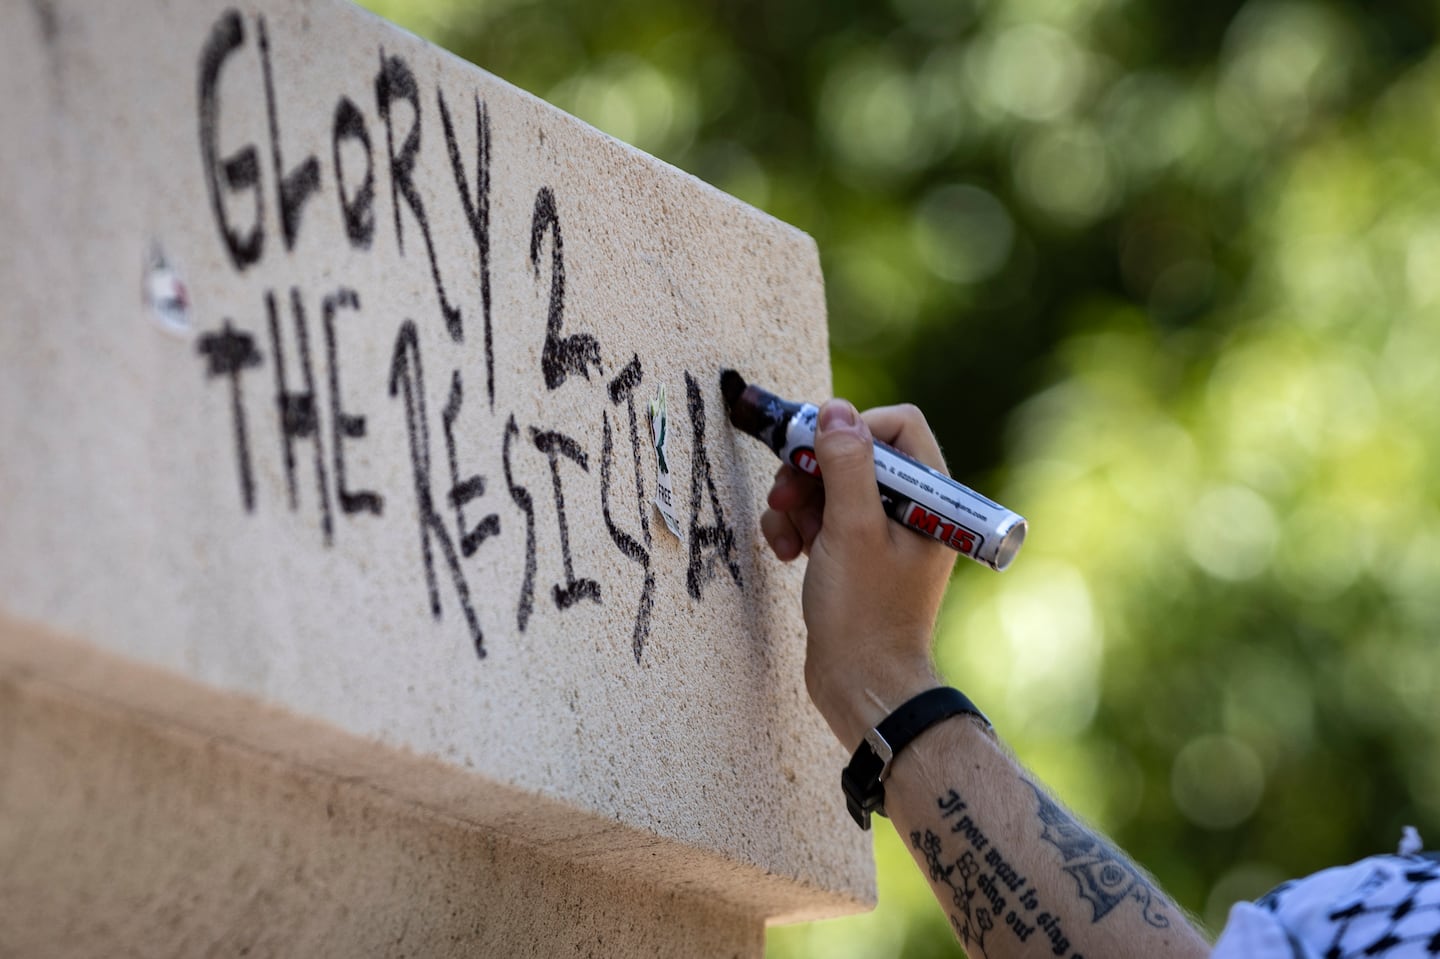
[1212,829,1440,959]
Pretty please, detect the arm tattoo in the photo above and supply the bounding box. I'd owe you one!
[1026,780,1171,929]
[912,828,994,957]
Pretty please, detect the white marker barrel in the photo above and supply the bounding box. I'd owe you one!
[776,403,1026,571]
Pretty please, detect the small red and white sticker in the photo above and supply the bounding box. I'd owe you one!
[144,243,191,335]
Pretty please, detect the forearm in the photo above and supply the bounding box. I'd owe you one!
[883,714,1211,959]
[757,400,1206,956]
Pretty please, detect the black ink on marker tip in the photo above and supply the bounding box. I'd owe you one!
[720,370,1027,572]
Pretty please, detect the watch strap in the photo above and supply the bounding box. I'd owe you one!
[841,687,989,830]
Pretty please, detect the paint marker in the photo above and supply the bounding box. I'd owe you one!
[720,371,1026,571]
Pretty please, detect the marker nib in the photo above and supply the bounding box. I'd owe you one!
[719,369,746,411]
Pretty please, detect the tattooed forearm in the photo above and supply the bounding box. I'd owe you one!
[922,789,1080,958]
[917,784,1176,959]
[1026,781,1172,930]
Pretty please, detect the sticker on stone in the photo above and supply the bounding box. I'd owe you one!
[649,385,684,541]
[144,242,191,335]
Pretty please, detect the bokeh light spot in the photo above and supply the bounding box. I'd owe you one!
[1185,485,1278,581]
[1015,124,1117,227]
[971,24,1088,122]
[819,51,923,178]
[1171,735,1266,830]
[997,562,1102,737]
[910,184,1014,284]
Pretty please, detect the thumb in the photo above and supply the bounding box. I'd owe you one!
[814,399,883,539]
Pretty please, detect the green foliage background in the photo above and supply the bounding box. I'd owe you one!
[357,0,1440,953]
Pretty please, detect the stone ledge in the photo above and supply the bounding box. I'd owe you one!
[0,613,868,937]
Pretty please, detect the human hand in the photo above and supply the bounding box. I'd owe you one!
[761,400,958,750]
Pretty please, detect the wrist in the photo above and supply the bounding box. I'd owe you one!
[807,654,940,750]
[840,686,992,829]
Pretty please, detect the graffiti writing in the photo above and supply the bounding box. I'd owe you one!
[191,8,743,664]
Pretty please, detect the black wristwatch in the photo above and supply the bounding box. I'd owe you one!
[841,687,990,830]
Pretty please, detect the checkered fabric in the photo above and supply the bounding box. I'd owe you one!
[1212,843,1440,959]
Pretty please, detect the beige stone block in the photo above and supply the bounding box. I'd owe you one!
[0,0,870,947]
[0,618,765,958]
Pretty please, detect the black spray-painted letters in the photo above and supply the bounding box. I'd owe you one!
[192,9,748,665]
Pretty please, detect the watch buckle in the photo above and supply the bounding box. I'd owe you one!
[865,727,895,781]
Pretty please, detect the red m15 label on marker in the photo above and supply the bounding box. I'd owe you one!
[902,503,979,554]
[790,447,819,475]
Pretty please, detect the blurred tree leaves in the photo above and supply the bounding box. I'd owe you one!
[357,0,1440,955]
[943,22,1440,944]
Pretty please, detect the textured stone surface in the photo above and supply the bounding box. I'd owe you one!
[0,0,870,946]
[0,619,763,958]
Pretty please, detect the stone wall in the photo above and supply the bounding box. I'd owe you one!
[0,1,869,953]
